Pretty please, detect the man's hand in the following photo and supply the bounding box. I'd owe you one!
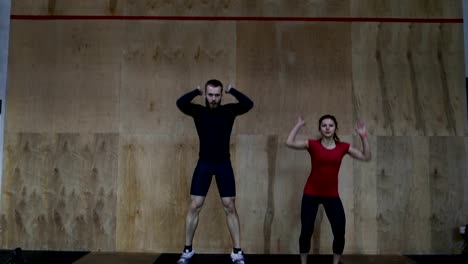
[196,85,202,96]
[226,84,234,94]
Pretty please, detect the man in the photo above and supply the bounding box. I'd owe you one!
[176,79,253,264]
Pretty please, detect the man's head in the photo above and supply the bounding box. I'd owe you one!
[205,79,223,109]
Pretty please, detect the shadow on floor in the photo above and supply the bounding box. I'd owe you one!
[155,254,334,264]
[0,249,89,264]
[405,254,468,264]
[0,250,467,264]
[155,253,468,264]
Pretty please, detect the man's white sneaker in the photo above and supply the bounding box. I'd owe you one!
[177,249,195,264]
[230,250,245,264]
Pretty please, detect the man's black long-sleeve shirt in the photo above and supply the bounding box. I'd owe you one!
[176,88,253,162]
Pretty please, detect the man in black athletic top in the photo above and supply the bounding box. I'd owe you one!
[176,79,253,264]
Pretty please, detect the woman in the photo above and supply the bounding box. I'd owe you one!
[286,115,371,264]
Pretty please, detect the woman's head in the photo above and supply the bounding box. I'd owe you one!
[318,114,340,142]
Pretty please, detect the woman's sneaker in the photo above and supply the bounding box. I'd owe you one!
[177,249,195,264]
[230,250,245,264]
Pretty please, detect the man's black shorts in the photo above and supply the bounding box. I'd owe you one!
[190,159,236,197]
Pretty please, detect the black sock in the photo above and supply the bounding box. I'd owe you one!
[233,247,242,254]
[184,245,192,252]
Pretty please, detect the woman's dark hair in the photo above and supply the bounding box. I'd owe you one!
[205,79,223,91]
[318,114,340,142]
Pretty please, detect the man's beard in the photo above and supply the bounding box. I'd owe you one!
[206,98,220,109]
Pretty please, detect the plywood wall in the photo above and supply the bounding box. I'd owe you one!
[1,0,467,255]
[0,133,118,250]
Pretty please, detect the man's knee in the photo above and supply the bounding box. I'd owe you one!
[221,197,237,214]
[189,197,205,213]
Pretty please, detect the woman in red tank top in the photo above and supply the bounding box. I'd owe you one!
[286,114,371,264]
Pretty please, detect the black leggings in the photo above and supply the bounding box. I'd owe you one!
[299,195,346,255]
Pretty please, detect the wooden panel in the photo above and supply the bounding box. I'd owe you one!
[119,21,236,135]
[376,136,409,254]
[465,138,468,231]
[14,1,463,18]
[12,0,114,15]
[440,24,468,136]
[75,252,160,264]
[352,135,378,254]
[407,24,465,136]
[234,22,281,135]
[0,133,54,249]
[237,22,353,135]
[121,0,349,17]
[117,134,233,252]
[234,135,275,253]
[117,134,187,252]
[428,137,467,253]
[12,0,349,17]
[352,23,465,136]
[276,22,352,134]
[0,133,118,251]
[6,21,121,133]
[6,22,56,132]
[351,0,462,18]
[375,137,431,254]
[462,137,468,252]
[400,136,431,254]
[270,134,307,253]
[51,21,121,133]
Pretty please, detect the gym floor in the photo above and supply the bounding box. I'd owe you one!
[1,250,467,264]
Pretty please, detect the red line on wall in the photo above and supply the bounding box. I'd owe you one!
[10,15,463,23]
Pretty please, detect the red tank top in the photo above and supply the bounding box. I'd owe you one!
[304,139,350,197]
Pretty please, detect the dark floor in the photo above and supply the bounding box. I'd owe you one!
[0,249,89,264]
[155,253,468,264]
[0,250,467,264]
[155,253,335,264]
[406,254,468,264]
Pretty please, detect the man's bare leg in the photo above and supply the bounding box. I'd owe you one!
[221,197,241,247]
[185,195,206,246]
[221,197,246,263]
